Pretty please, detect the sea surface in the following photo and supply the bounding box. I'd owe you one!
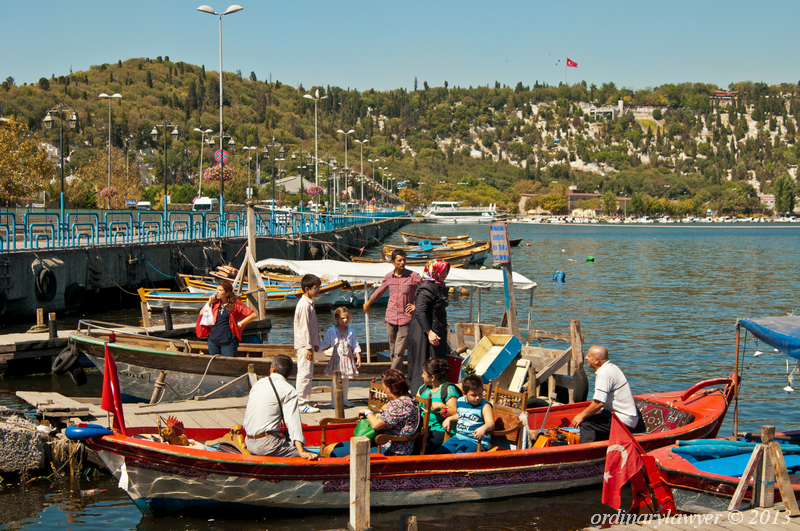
[1,223,799,530]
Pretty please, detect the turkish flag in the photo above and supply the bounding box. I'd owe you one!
[601,414,644,509]
[567,58,578,68]
[101,343,128,436]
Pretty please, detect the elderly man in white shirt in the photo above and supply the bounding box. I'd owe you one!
[243,354,318,460]
[571,345,644,443]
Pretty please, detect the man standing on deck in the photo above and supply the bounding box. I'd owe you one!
[363,249,423,371]
[571,345,644,443]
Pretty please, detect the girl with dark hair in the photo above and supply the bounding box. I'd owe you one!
[417,357,461,454]
[195,280,257,357]
[359,368,419,456]
[406,259,451,395]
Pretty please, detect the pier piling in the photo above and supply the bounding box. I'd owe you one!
[162,302,173,331]
[349,436,371,531]
[48,313,58,340]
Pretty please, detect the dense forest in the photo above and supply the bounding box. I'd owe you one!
[1,56,798,215]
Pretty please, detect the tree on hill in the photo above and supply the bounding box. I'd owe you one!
[0,116,53,201]
[774,174,796,214]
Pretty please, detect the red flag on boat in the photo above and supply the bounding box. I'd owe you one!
[567,58,578,68]
[101,343,128,436]
[601,414,644,509]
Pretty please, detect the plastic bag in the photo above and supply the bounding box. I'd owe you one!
[353,418,376,441]
[199,303,216,327]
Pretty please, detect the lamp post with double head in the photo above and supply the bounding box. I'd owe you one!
[336,129,355,198]
[98,93,122,208]
[42,104,78,226]
[303,89,327,185]
[243,146,257,198]
[197,4,243,218]
[150,121,179,227]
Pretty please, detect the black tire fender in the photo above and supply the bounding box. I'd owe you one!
[526,397,552,409]
[35,269,57,303]
[572,366,589,403]
[52,344,79,375]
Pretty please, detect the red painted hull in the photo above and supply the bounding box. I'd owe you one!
[86,378,734,516]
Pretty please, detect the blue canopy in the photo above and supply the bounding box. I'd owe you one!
[739,316,800,360]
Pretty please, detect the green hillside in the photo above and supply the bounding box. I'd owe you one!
[1,57,798,215]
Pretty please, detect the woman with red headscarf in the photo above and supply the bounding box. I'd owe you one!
[406,259,451,395]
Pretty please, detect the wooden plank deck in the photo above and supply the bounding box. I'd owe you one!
[584,508,800,530]
[16,385,373,430]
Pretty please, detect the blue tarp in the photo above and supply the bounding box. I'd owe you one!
[739,316,800,360]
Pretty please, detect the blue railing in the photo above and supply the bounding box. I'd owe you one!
[0,209,408,251]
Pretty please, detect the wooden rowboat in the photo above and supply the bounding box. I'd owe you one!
[79,376,734,516]
[400,231,472,244]
[70,322,394,402]
[350,255,469,267]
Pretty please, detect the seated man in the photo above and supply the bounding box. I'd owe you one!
[571,345,644,443]
[242,354,318,460]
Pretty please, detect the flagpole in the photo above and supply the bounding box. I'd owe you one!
[565,58,567,86]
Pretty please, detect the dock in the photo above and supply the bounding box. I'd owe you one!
[584,507,799,530]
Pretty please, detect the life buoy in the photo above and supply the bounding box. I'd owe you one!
[64,283,86,309]
[52,344,79,375]
[69,363,88,386]
[0,290,7,316]
[64,424,113,441]
[572,366,589,403]
[35,269,57,302]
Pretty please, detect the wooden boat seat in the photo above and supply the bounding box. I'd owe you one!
[319,378,389,447]
[635,398,695,434]
[478,387,528,452]
[203,425,251,455]
[374,394,432,455]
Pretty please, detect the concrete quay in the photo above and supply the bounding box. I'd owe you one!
[0,217,407,317]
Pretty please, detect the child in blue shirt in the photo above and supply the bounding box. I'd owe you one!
[436,374,495,453]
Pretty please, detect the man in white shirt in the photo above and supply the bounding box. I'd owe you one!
[571,345,644,443]
[243,354,318,460]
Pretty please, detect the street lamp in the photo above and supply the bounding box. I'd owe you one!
[42,103,77,225]
[303,89,327,185]
[243,146,257,198]
[337,128,355,197]
[197,3,243,218]
[98,92,122,208]
[193,128,213,197]
[354,137,368,182]
[150,120,179,224]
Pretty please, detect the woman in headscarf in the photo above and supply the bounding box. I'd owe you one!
[406,259,451,395]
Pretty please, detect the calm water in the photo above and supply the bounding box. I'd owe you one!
[1,223,799,530]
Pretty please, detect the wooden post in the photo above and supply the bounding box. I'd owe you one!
[257,290,266,321]
[246,201,260,314]
[569,320,583,369]
[755,425,775,508]
[162,302,173,331]
[36,308,44,326]
[140,301,152,328]
[477,288,482,323]
[48,312,58,339]
[769,441,800,515]
[502,262,519,338]
[333,371,344,418]
[733,325,741,438]
[349,436,371,531]
[364,284,371,364]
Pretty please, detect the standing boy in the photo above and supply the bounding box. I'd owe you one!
[294,274,322,413]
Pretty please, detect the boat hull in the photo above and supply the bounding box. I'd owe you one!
[84,379,733,516]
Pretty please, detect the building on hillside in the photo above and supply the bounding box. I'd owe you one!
[276,174,316,195]
[566,185,601,212]
[711,90,738,107]
[581,100,625,121]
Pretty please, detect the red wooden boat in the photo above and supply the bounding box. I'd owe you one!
[651,316,800,513]
[80,377,733,516]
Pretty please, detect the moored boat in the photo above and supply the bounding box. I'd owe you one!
[651,315,800,513]
[400,231,472,244]
[80,376,734,516]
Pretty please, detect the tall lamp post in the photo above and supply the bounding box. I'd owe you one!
[42,104,78,226]
[336,129,355,198]
[303,89,327,185]
[98,93,122,209]
[150,121,179,225]
[197,3,243,218]
[243,146,257,198]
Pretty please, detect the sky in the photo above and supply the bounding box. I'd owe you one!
[2,0,797,93]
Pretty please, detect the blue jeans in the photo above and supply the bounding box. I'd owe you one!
[208,341,237,357]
